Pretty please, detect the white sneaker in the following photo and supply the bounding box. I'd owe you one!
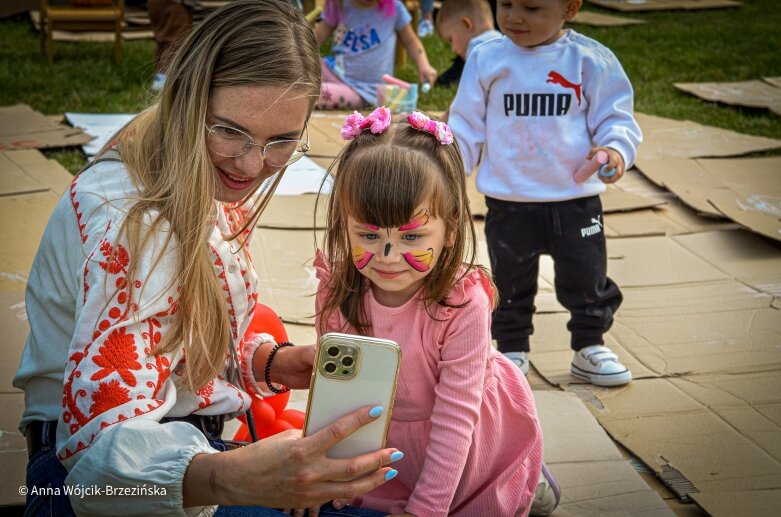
[571,345,632,387]
[151,72,167,91]
[504,351,529,377]
[530,462,561,516]
[417,19,434,38]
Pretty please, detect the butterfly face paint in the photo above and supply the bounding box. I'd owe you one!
[402,248,434,272]
[345,207,449,307]
[352,245,374,269]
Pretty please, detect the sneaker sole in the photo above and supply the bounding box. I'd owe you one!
[571,364,632,387]
[541,462,561,508]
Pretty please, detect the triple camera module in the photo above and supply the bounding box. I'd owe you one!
[320,343,360,380]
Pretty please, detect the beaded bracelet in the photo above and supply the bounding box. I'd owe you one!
[264,342,294,394]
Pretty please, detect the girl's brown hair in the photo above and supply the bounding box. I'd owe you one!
[97,0,321,390]
[319,117,496,335]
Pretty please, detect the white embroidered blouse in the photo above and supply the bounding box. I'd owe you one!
[13,157,265,516]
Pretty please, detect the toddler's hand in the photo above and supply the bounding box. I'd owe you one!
[418,65,438,88]
[590,147,625,184]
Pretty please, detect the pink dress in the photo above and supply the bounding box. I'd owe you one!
[315,255,544,517]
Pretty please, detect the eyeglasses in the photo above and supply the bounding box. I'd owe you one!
[205,123,310,168]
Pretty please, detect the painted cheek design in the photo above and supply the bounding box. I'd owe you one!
[398,211,429,232]
[402,248,434,272]
[352,246,374,269]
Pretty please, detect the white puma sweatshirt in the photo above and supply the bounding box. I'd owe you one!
[449,29,642,202]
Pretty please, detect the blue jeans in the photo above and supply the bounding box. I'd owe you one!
[24,437,385,517]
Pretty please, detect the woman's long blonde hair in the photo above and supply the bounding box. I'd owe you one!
[99,0,321,390]
[319,119,496,335]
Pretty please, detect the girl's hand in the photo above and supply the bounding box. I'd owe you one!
[183,406,401,508]
[589,146,625,184]
[272,343,316,389]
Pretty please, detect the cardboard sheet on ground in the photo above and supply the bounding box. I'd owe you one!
[586,0,741,11]
[0,104,92,150]
[675,80,781,116]
[249,228,319,325]
[673,229,781,296]
[258,193,327,229]
[0,391,26,506]
[571,10,645,25]
[634,155,781,239]
[604,204,737,237]
[308,112,349,158]
[0,192,61,292]
[635,112,781,161]
[1,149,73,197]
[581,374,781,515]
[534,390,673,516]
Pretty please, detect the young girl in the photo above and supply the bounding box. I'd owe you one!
[314,108,556,516]
[314,0,438,109]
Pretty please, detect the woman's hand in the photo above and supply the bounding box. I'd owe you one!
[183,406,401,509]
[272,343,316,389]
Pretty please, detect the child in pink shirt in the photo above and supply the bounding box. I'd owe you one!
[313,107,558,517]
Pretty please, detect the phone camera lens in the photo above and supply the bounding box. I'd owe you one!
[324,361,337,373]
[341,356,354,367]
[327,346,340,357]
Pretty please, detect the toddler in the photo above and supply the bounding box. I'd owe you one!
[448,0,643,385]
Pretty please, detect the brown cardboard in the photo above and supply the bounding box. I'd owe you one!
[674,80,781,116]
[604,205,738,238]
[635,112,781,161]
[2,149,73,197]
[533,390,673,516]
[708,189,781,242]
[692,491,781,517]
[571,10,645,26]
[0,290,28,392]
[672,230,781,296]
[249,228,320,325]
[582,376,781,505]
[0,104,93,150]
[586,0,741,11]
[634,155,781,240]
[0,192,60,292]
[764,76,781,89]
[258,194,327,229]
[601,183,666,212]
[0,392,27,507]
[307,112,349,158]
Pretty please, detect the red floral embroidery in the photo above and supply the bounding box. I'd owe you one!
[89,379,131,418]
[197,380,215,409]
[99,241,130,274]
[91,327,142,387]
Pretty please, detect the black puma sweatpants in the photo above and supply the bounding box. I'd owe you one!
[484,195,622,353]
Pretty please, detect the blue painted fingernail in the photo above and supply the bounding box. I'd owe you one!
[384,469,398,481]
[390,451,404,462]
[369,406,383,418]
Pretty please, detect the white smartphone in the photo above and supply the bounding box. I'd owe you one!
[303,332,401,459]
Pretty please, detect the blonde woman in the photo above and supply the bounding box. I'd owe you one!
[14,1,400,516]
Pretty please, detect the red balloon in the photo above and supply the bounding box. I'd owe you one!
[278,409,305,429]
[245,303,288,344]
[232,422,251,442]
[258,418,295,439]
[240,397,276,430]
[264,390,291,417]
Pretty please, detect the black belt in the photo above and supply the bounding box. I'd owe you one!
[25,420,58,458]
[25,414,225,458]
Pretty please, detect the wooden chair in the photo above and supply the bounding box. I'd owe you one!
[39,0,125,64]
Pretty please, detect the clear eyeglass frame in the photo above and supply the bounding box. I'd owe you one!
[205,123,310,168]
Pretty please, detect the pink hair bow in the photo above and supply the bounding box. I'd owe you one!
[407,111,454,145]
[341,106,392,140]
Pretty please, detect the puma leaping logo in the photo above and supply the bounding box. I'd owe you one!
[547,71,582,106]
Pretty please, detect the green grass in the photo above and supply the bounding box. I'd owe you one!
[1,0,780,173]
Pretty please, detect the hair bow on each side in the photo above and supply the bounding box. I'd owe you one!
[341,106,392,140]
[407,111,454,145]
